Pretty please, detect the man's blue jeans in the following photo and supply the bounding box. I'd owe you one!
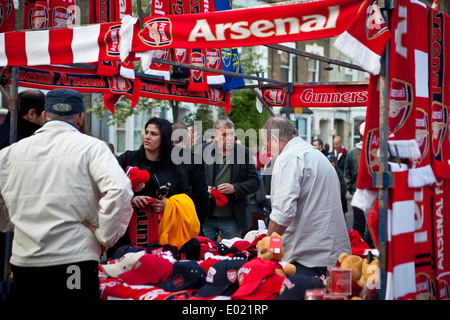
[203,217,242,240]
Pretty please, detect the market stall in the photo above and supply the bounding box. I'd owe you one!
[0,0,448,301]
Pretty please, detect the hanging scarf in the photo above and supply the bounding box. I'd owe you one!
[333,0,390,75]
[385,162,416,300]
[430,9,450,179]
[187,0,209,92]
[143,0,172,81]
[386,0,421,162]
[430,8,450,300]
[409,4,436,188]
[170,0,191,79]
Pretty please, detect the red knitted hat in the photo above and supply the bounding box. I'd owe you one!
[211,187,228,207]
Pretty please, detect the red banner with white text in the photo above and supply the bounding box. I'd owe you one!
[258,84,368,108]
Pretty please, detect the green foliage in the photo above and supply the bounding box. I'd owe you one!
[87,95,166,126]
[182,105,215,135]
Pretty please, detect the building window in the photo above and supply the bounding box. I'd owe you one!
[115,108,153,154]
[305,43,324,83]
[297,115,311,143]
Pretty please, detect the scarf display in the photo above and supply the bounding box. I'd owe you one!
[385,163,416,300]
[0,0,15,33]
[4,65,231,111]
[23,0,76,30]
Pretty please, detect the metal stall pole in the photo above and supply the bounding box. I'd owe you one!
[376,0,396,301]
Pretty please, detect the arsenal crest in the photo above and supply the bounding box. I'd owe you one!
[108,75,132,93]
[227,270,237,283]
[365,0,389,39]
[31,3,49,29]
[52,6,75,27]
[139,17,173,47]
[263,88,286,106]
[174,48,188,63]
[365,128,381,177]
[153,49,169,66]
[431,101,448,160]
[389,79,413,134]
[206,49,221,70]
[190,50,205,81]
[105,24,121,57]
[209,88,224,103]
[415,108,430,164]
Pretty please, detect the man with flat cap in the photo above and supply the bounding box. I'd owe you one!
[0,89,134,300]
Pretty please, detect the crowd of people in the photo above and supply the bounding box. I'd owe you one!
[0,88,364,300]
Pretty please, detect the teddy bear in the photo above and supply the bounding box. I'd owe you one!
[332,252,379,300]
[357,253,380,300]
[256,232,296,277]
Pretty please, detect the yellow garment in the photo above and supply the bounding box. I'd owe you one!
[158,193,200,248]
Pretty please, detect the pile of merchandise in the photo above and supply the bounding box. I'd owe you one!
[99,227,377,300]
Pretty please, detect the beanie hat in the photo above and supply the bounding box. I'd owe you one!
[210,187,228,207]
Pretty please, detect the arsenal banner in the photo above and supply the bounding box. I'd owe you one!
[1,0,390,78]
[130,0,361,51]
[6,65,230,110]
[256,84,368,108]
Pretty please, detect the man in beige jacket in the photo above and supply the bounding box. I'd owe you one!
[0,89,133,300]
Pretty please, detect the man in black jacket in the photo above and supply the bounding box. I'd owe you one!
[202,117,260,240]
[172,123,210,235]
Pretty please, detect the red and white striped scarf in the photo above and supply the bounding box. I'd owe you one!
[385,162,416,300]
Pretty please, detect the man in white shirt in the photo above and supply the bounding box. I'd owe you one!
[262,117,351,278]
[0,89,133,300]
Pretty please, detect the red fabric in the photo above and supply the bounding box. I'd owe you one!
[430,9,450,178]
[386,164,416,300]
[30,0,49,29]
[8,65,231,110]
[211,187,227,208]
[48,0,75,27]
[126,166,150,188]
[131,0,366,52]
[0,0,16,33]
[128,205,159,248]
[387,0,421,162]
[334,0,391,75]
[145,0,171,80]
